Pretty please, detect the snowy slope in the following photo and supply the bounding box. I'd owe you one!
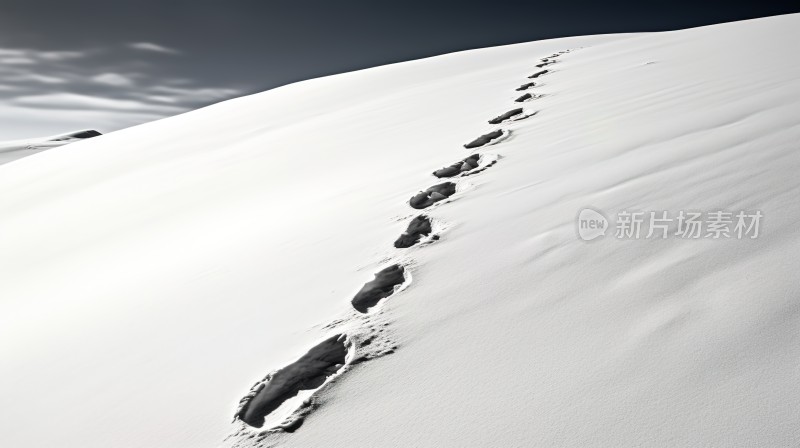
[0,129,102,165]
[2,14,800,448]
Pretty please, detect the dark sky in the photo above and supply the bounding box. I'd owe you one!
[0,0,797,139]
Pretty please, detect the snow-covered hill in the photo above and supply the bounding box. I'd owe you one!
[1,14,799,448]
[0,129,102,165]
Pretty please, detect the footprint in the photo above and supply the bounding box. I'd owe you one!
[394,215,433,248]
[490,108,537,124]
[515,82,536,91]
[463,130,504,149]
[409,182,457,209]
[237,335,348,429]
[351,264,407,313]
[462,155,498,177]
[528,69,548,79]
[488,108,524,125]
[535,61,556,68]
[514,93,534,103]
[433,154,480,177]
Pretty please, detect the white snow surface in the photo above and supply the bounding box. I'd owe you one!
[2,14,800,448]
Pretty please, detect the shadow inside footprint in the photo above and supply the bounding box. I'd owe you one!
[488,108,523,125]
[515,93,533,103]
[409,182,457,209]
[238,335,347,429]
[464,130,504,149]
[516,82,536,91]
[352,265,406,313]
[394,215,433,248]
[528,69,548,79]
[433,154,480,178]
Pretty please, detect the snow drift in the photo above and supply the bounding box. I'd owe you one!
[0,129,102,165]
[1,14,799,448]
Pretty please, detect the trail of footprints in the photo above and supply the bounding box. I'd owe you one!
[229,48,572,444]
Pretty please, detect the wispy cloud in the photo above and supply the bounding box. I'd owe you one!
[0,57,37,65]
[91,73,136,87]
[128,42,181,55]
[0,43,245,140]
[0,47,89,64]
[5,73,71,84]
[0,49,26,57]
[12,92,182,113]
[148,85,241,103]
[39,51,86,61]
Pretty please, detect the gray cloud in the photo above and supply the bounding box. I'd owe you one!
[0,56,37,65]
[38,51,86,61]
[0,49,25,56]
[12,92,182,113]
[128,42,180,55]
[147,85,241,103]
[0,47,89,64]
[0,43,246,140]
[91,73,136,87]
[5,73,71,84]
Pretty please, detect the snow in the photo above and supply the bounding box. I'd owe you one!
[0,129,101,165]
[1,13,800,448]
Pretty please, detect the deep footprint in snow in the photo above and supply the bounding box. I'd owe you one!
[394,215,433,248]
[351,264,406,313]
[515,93,534,103]
[409,182,457,209]
[489,108,536,124]
[433,154,481,177]
[516,82,536,91]
[464,130,504,149]
[536,61,556,68]
[528,69,549,79]
[488,108,524,124]
[237,335,348,429]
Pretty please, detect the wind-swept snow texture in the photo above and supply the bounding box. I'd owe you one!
[2,14,800,448]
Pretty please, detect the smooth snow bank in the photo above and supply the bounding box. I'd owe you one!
[0,129,102,165]
[2,14,800,448]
